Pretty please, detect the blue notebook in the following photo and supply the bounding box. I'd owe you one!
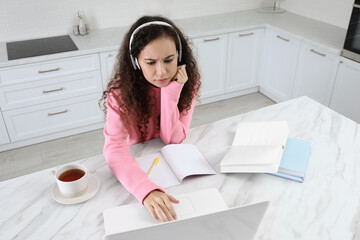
[269,138,311,182]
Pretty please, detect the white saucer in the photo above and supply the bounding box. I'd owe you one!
[52,174,100,205]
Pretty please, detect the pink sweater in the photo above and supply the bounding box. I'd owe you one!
[103,81,196,203]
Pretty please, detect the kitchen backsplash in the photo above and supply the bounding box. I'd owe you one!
[0,0,354,43]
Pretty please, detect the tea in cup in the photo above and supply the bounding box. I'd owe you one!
[52,164,88,197]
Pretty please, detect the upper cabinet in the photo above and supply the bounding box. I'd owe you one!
[100,50,118,90]
[330,57,360,123]
[226,29,263,92]
[193,34,228,99]
[260,28,301,102]
[292,42,339,106]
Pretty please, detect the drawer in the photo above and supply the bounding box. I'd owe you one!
[0,71,102,110]
[3,94,104,142]
[0,54,100,86]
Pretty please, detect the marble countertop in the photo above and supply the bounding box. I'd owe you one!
[1,96,359,239]
[0,9,347,68]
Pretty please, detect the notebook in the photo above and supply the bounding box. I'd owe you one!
[220,121,289,173]
[269,138,311,182]
[103,188,269,240]
[136,144,216,189]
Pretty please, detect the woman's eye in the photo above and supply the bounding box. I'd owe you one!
[164,59,174,63]
[146,62,155,65]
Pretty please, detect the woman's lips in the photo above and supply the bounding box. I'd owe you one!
[156,78,169,83]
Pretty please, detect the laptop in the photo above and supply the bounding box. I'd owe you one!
[103,188,269,240]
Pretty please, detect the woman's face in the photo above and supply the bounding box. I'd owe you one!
[137,36,178,88]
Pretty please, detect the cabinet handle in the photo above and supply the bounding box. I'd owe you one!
[38,67,60,74]
[276,35,290,42]
[310,49,326,57]
[340,60,344,64]
[48,109,68,116]
[43,87,64,94]
[108,54,113,57]
[239,32,254,37]
[203,37,220,42]
[354,4,360,8]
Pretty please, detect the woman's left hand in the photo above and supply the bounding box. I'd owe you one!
[174,65,188,84]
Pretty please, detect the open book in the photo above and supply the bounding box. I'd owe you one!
[220,121,289,173]
[137,144,216,189]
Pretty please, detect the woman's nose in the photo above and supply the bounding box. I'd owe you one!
[156,62,166,75]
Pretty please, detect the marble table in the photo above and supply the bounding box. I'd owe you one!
[1,96,359,239]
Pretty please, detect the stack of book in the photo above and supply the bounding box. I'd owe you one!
[220,121,311,182]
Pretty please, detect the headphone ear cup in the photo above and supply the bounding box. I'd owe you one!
[135,58,141,70]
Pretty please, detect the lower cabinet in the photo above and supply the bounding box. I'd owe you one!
[330,57,360,123]
[100,50,117,90]
[0,112,10,145]
[0,53,104,150]
[260,28,301,102]
[193,28,264,103]
[3,94,103,142]
[226,29,263,92]
[193,34,228,99]
[292,42,339,106]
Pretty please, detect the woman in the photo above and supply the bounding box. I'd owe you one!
[101,16,200,222]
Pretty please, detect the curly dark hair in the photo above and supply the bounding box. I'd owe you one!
[100,15,200,142]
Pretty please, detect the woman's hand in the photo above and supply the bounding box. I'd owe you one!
[143,190,180,222]
[173,64,188,84]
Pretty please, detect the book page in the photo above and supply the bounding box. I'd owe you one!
[232,121,289,146]
[220,121,289,173]
[222,145,283,165]
[136,152,180,189]
[161,144,216,182]
[103,188,228,236]
[221,145,284,173]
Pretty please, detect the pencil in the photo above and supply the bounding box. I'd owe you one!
[147,157,160,176]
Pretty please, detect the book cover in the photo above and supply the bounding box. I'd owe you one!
[269,137,311,182]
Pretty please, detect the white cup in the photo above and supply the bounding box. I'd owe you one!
[52,164,88,197]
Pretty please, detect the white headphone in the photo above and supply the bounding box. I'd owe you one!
[129,21,183,70]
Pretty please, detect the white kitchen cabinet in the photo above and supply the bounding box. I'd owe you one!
[193,34,228,99]
[292,42,339,106]
[100,50,118,90]
[0,54,100,86]
[0,71,102,110]
[226,29,263,92]
[0,112,10,145]
[260,28,301,102]
[330,57,360,123]
[0,53,104,147]
[3,94,103,142]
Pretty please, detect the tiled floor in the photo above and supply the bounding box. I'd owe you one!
[0,92,274,181]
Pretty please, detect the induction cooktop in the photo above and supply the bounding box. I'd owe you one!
[6,35,78,60]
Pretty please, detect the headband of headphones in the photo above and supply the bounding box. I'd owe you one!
[129,21,183,70]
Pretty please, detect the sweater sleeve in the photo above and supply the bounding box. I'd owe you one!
[103,92,164,204]
[160,81,196,144]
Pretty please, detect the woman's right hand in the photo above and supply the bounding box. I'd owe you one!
[143,190,179,222]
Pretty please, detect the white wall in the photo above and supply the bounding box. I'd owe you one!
[0,0,257,42]
[0,0,355,43]
[279,0,354,29]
